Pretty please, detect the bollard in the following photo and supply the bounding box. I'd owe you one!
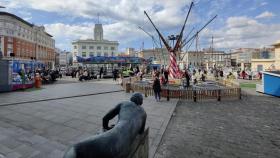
[167,89,170,101]
[193,90,197,102]
[239,88,242,100]
[126,83,131,93]
[144,87,148,97]
[217,89,221,101]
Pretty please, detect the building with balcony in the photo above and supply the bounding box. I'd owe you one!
[230,48,260,70]
[72,23,119,65]
[138,48,169,66]
[181,51,204,68]
[0,12,55,68]
[251,41,280,71]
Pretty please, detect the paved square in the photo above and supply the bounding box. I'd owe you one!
[155,92,280,158]
[0,81,177,158]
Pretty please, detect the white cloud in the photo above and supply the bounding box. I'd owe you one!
[260,2,268,6]
[255,11,275,19]
[44,22,147,50]
[5,0,198,50]
[3,0,280,51]
[5,0,193,29]
[201,16,280,49]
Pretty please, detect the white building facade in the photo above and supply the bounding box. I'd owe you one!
[72,23,119,64]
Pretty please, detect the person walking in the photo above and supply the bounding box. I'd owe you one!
[164,69,169,84]
[241,70,246,79]
[185,70,190,87]
[112,68,118,82]
[153,75,161,102]
[99,66,104,79]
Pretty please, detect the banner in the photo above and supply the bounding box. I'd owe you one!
[76,56,146,64]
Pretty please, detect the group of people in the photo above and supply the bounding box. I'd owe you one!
[151,67,211,102]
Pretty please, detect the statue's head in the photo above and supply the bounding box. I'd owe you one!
[130,93,143,106]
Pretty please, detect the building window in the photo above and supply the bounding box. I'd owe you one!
[111,47,115,50]
[89,46,94,49]
[82,46,86,49]
[74,46,77,49]
[257,65,263,72]
[111,52,114,56]
[97,52,101,56]
[0,21,4,27]
[89,52,94,57]
[97,46,101,50]
[104,46,108,50]
[8,37,13,42]
[104,52,108,57]
[82,52,87,57]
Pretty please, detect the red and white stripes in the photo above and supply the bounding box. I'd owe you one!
[169,51,178,79]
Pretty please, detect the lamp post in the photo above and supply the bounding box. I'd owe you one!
[0,36,3,60]
[168,35,179,48]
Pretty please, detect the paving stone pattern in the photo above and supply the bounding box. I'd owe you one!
[0,80,122,106]
[0,81,177,158]
[155,93,280,158]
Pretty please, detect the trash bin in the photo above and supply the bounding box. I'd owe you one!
[126,83,131,93]
[35,73,42,88]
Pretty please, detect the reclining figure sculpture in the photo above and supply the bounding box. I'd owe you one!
[64,93,147,158]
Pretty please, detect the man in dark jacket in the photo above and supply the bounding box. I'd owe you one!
[153,75,161,101]
[185,70,190,87]
[163,69,169,84]
[99,66,104,79]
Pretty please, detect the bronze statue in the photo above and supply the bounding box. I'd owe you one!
[64,93,147,158]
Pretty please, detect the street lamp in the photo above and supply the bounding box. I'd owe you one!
[0,36,3,60]
[168,35,179,47]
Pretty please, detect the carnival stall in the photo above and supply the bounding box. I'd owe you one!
[0,59,45,92]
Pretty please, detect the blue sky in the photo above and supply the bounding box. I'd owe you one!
[1,0,280,52]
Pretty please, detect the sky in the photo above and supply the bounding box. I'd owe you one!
[0,0,280,52]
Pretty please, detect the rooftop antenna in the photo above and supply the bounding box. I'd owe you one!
[211,36,213,65]
[97,13,100,24]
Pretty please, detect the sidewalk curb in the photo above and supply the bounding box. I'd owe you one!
[149,99,179,158]
[0,90,124,106]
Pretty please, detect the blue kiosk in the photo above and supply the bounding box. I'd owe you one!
[257,71,280,97]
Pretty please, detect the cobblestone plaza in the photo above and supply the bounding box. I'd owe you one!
[0,79,279,158]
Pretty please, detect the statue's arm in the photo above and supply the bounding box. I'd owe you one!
[102,103,121,130]
[139,112,147,134]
